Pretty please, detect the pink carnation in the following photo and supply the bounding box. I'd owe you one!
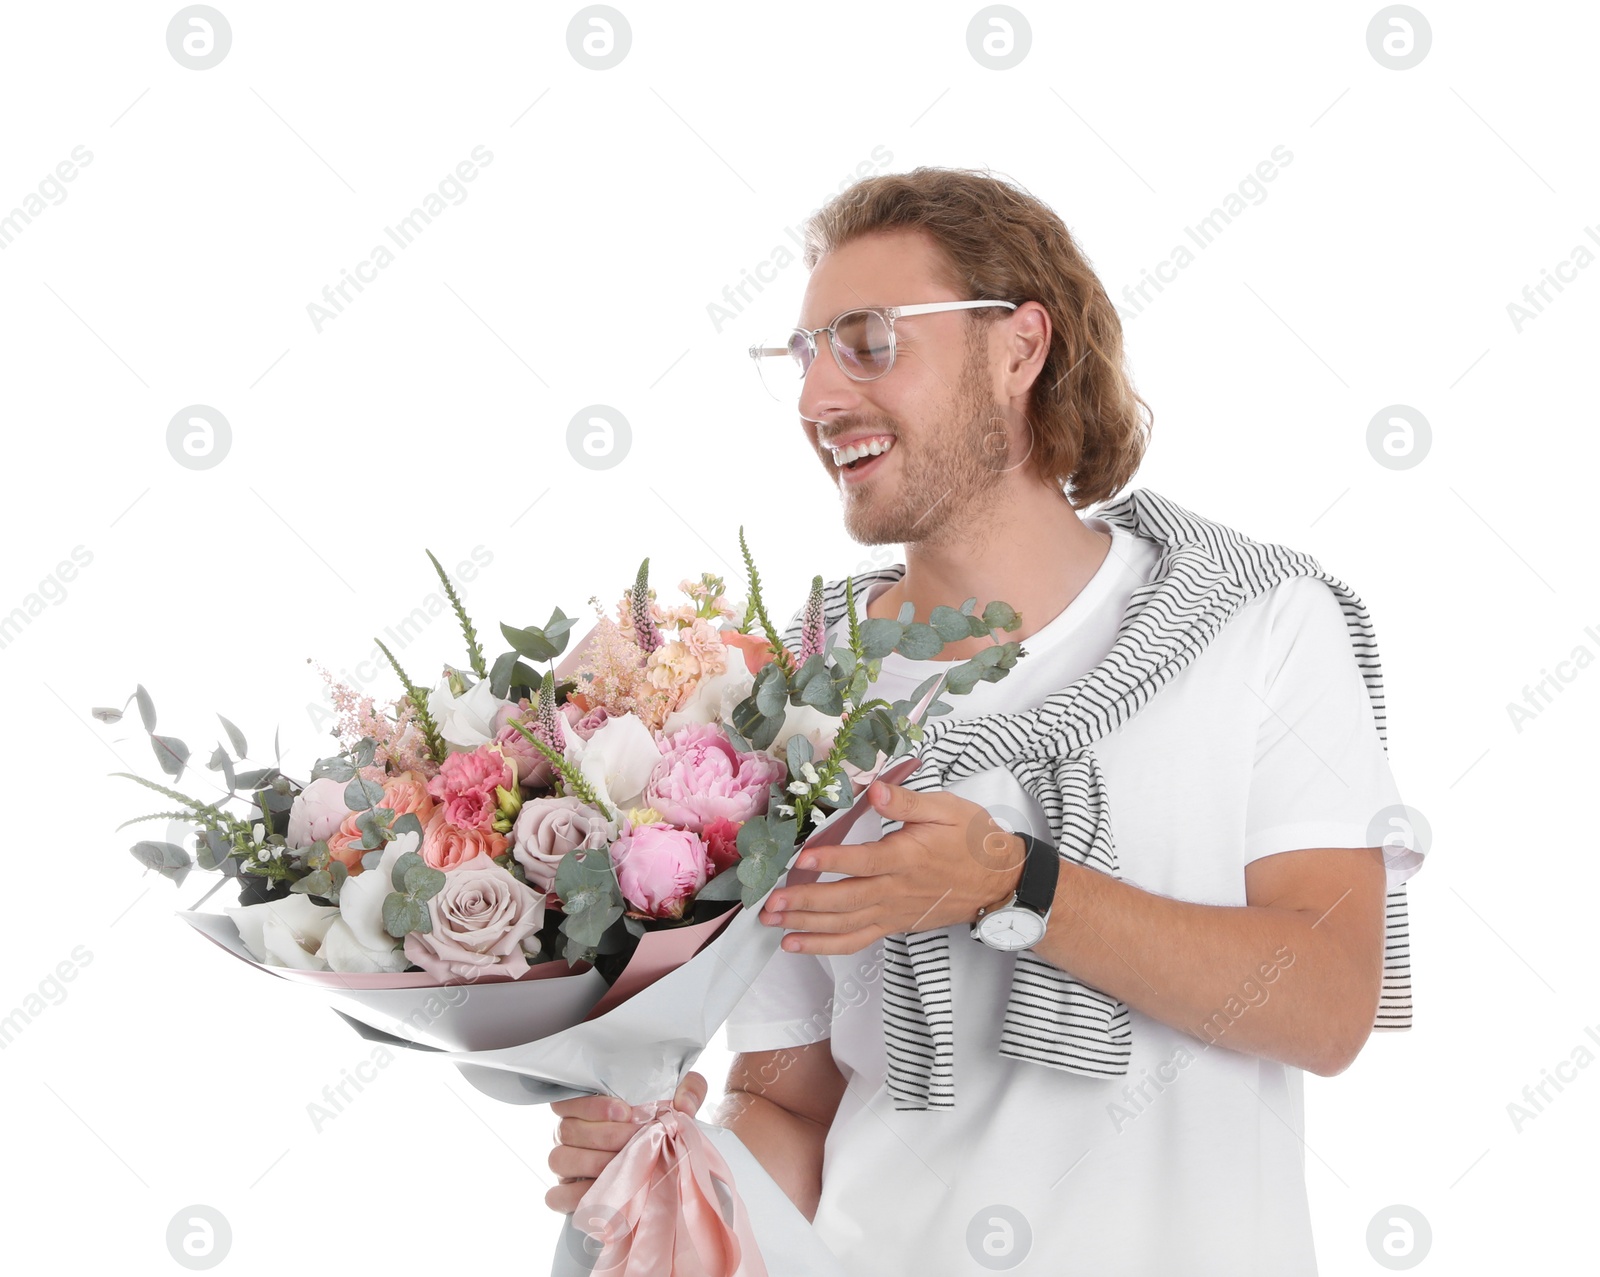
[702,816,742,877]
[425,746,514,832]
[642,722,786,833]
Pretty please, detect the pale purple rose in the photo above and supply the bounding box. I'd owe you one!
[286,776,352,848]
[510,795,614,894]
[643,722,787,833]
[493,700,582,790]
[402,852,545,982]
[571,705,613,741]
[610,822,712,920]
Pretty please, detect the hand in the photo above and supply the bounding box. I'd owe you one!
[759,779,1026,956]
[544,1071,709,1215]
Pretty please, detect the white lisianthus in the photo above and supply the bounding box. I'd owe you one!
[661,661,756,735]
[427,675,514,752]
[764,703,844,764]
[563,712,663,814]
[324,830,419,973]
[225,894,339,970]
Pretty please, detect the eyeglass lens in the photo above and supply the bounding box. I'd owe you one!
[756,309,894,401]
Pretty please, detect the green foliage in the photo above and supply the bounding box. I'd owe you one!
[427,548,488,679]
[372,637,447,764]
[554,846,624,965]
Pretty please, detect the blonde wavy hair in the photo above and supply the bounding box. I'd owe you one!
[801,166,1152,508]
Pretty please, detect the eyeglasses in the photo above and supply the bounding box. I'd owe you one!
[748,300,1019,403]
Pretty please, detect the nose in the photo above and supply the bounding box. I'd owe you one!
[798,332,865,425]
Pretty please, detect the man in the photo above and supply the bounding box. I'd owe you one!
[546,167,1420,1275]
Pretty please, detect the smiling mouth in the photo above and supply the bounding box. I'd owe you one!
[828,435,897,472]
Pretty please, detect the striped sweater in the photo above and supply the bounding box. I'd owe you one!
[781,487,1415,1111]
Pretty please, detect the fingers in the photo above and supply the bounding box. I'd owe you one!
[554,1113,645,1153]
[550,1142,622,1181]
[674,1070,708,1115]
[544,1178,594,1216]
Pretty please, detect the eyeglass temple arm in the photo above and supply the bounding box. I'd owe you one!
[889,300,1019,317]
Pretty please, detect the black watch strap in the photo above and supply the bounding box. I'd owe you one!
[1013,832,1060,913]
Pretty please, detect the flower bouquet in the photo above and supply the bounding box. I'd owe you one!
[100,535,1024,1275]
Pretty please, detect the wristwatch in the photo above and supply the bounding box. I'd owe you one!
[970,832,1059,952]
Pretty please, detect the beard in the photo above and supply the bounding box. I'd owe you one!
[834,332,1020,550]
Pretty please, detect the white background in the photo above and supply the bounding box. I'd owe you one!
[1,1,1595,1272]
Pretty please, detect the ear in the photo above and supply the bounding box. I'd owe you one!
[999,301,1051,399]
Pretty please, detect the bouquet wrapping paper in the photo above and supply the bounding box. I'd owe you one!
[181,754,924,1276]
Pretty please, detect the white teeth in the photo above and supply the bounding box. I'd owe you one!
[830,437,895,466]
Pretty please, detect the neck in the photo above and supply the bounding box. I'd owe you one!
[868,482,1117,648]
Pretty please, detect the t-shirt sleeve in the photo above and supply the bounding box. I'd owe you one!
[722,944,836,1053]
[1243,576,1424,893]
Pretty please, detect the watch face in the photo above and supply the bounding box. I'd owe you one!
[977,907,1047,950]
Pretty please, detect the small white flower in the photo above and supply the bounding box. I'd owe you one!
[775,803,795,818]
[800,761,820,786]
[821,784,842,801]
[809,808,827,826]
[252,823,266,840]
[787,780,810,796]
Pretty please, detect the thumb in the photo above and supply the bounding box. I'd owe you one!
[673,1071,708,1116]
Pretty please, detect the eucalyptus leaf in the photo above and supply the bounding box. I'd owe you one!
[392,812,425,842]
[383,893,430,937]
[130,840,190,886]
[981,600,1021,632]
[785,732,813,778]
[135,684,156,733]
[344,776,386,811]
[857,618,902,660]
[895,621,944,661]
[500,621,559,663]
[391,851,425,892]
[403,861,446,900]
[217,714,248,758]
[291,870,333,897]
[150,734,189,780]
[752,662,788,717]
[696,863,745,900]
[929,605,971,641]
[896,600,916,624]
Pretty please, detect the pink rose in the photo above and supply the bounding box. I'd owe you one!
[571,705,613,741]
[643,722,787,833]
[420,808,509,872]
[403,852,544,981]
[425,746,513,832]
[493,701,581,791]
[701,816,742,877]
[510,796,613,894]
[610,822,711,920]
[286,776,352,848]
[379,769,436,826]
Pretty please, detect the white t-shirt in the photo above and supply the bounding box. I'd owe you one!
[722,515,1421,1276]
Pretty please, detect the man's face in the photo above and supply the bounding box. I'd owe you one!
[795,229,1014,548]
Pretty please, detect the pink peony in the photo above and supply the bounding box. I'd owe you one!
[643,722,787,833]
[420,807,509,872]
[403,852,544,981]
[286,776,352,849]
[510,795,613,894]
[425,746,514,832]
[610,822,712,920]
[701,816,742,877]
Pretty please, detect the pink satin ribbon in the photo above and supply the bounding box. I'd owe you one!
[572,1100,769,1277]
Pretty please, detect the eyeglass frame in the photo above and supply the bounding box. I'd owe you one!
[747,300,1020,389]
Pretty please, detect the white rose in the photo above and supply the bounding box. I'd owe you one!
[323,830,419,973]
[225,894,339,970]
[661,661,756,734]
[562,712,663,814]
[427,676,514,751]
